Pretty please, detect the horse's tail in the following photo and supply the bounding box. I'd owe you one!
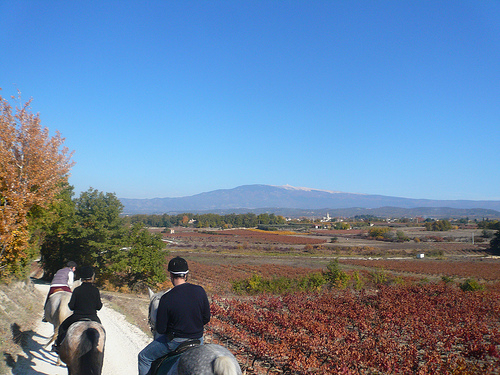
[213,355,239,375]
[77,328,105,375]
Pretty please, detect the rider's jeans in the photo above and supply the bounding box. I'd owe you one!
[138,335,203,375]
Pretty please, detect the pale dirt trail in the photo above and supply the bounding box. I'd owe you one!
[11,283,151,375]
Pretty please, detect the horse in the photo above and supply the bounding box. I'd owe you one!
[44,290,73,348]
[148,288,242,375]
[43,280,82,365]
[58,320,106,375]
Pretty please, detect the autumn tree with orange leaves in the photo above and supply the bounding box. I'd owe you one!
[0,92,74,277]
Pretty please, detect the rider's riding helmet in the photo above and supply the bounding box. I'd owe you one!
[168,256,189,276]
[67,261,77,269]
[79,266,95,280]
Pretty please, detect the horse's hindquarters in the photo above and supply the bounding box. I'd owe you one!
[59,321,106,375]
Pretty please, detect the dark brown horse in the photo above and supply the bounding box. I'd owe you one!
[59,320,106,375]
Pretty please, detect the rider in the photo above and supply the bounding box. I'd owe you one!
[42,261,77,322]
[53,266,103,351]
[138,256,211,375]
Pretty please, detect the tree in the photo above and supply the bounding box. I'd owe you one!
[72,188,126,269]
[107,222,167,287]
[37,184,77,278]
[490,230,500,256]
[40,188,124,275]
[40,188,167,287]
[424,220,452,231]
[0,93,74,277]
[368,227,391,239]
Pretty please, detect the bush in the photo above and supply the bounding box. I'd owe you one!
[369,269,388,285]
[459,278,484,292]
[352,271,365,290]
[396,230,410,242]
[368,227,391,238]
[441,276,454,284]
[323,259,351,289]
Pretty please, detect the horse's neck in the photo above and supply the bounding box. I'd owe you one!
[148,289,170,337]
[72,279,82,290]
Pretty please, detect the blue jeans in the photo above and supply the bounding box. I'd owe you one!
[138,335,203,375]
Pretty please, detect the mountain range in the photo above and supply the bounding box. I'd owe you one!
[119,185,500,219]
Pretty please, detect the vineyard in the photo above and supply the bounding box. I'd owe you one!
[339,259,500,282]
[207,286,500,374]
[155,225,490,258]
[163,228,326,245]
[148,225,500,374]
[168,256,500,374]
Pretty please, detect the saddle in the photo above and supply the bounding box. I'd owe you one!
[151,339,201,375]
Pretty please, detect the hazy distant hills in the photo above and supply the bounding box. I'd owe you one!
[120,184,500,219]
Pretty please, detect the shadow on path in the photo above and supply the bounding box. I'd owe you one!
[8,322,66,375]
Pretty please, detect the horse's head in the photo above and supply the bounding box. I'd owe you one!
[148,287,169,340]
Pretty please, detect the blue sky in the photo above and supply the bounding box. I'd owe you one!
[1,1,499,201]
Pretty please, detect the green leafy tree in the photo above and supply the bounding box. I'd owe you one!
[368,227,391,238]
[490,230,500,255]
[70,188,126,269]
[40,188,124,275]
[107,222,167,287]
[41,188,167,287]
[424,220,452,231]
[38,185,77,278]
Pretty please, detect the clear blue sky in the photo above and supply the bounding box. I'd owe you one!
[2,1,499,201]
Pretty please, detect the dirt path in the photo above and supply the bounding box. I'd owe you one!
[12,283,151,375]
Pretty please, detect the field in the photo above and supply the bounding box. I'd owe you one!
[109,226,500,374]
[155,225,490,258]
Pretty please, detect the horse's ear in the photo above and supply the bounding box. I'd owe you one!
[148,287,155,298]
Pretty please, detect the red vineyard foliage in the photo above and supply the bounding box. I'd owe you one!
[207,285,500,374]
[341,259,500,281]
[187,261,323,294]
[163,229,326,245]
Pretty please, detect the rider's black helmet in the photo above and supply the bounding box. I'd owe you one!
[67,261,77,268]
[79,266,95,280]
[168,257,189,275]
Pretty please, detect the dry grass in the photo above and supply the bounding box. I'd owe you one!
[0,279,43,375]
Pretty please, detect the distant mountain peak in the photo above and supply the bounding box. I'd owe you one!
[120,184,500,218]
[275,184,358,195]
